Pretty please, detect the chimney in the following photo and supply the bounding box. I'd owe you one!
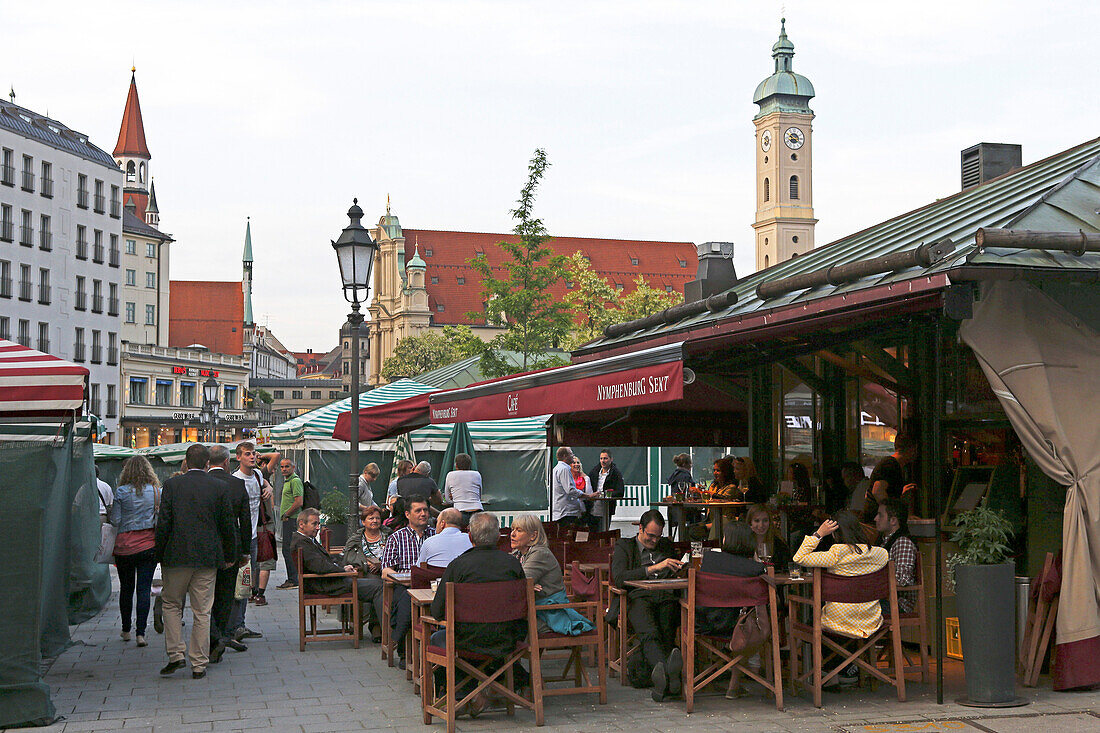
[961,143,1022,191]
[684,241,737,302]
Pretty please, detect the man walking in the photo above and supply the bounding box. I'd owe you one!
[206,445,252,662]
[230,442,272,639]
[155,443,236,679]
[276,458,305,589]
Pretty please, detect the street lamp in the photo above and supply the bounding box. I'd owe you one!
[201,375,220,442]
[332,199,378,524]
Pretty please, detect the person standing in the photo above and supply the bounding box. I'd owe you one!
[358,463,381,511]
[442,453,482,522]
[587,449,625,531]
[276,458,305,589]
[110,455,161,647]
[386,460,415,510]
[154,443,236,679]
[206,445,253,662]
[861,434,918,523]
[230,442,273,638]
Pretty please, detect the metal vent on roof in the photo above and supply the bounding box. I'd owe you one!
[961,143,1022,191]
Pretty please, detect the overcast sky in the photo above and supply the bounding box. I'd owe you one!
[4,1,1098,350]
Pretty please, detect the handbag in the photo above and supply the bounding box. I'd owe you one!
[256,495,277,562]
[234,564,252,600]
[729,604,770,655]
[570,561,599,599]
[94,489,117,564]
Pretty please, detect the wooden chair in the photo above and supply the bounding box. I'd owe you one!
[880,549,930,683]
[531,592,607,703]
[788,562,906,708]
[295,549,360,652]
[409,564,447,686]
[606,585,639,685]
[680,567,784,712]
[1021,552,1059,686]
[562,542,612,598]
[421,578,544,733]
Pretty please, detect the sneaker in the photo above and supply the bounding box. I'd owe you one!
[276,580,297,590]
[120,631,131,642]
[234,627,262,641]
[136,635,147,647]
[253,595,268,607]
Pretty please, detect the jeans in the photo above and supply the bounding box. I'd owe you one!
[282,519,298,583]
[391,585,412,657]
[115,548,157,635]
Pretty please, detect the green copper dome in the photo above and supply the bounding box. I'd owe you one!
[407,244,426,270]
[753,18,815,118]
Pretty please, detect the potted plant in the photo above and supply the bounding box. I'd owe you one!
[319,489,350,548]
[948,505,1022,706]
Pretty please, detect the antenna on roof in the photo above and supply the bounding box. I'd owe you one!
[8,87,14,103]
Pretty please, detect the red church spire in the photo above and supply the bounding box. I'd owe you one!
[114,68,150,159]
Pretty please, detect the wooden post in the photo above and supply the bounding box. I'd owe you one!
[750,364,776,492]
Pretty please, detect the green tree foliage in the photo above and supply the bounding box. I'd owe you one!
[250,388,274,405]
[380,325,486,382]
[564,256,683,349]
[467,149,572,377]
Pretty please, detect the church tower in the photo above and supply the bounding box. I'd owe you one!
[752,19,817,271]
[113,68,152,216]
[242,218,254,327]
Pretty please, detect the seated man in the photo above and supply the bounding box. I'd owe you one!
[610,509,684,701]
[290,508,385,641]
[875,497,918,614]
[429,512,528,713]
[417,508,472,567]
[380,497,435,668]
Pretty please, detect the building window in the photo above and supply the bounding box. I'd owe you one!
[565,280,574,289]
[436,304,445,312]
[77,174,88,208]
[0,317,8,340]
[75,276,86,310]
[39,215,51,250]
[126,161,135,183]
[16,319,29,347]
[21,155,34,192]
[430,276,438,284]
[125,302,136,323]
[180,381,196,407]
[109,234,119,267]
[90,330,102,363]
[155,379,172,406]
[630,257,639,266]
[92,279,103,313]
[76,226,87,259]
[19,209,32,246]
[37,322,49,353]
[18,264,31,301]
[145,271,156,288]
[125,239,136,255]
[0,148,12,186]
[93,230,104,263]
[425,248,433,257]
[678,259,687,268]
[94,179,105,213]
[74,327,85,361]
[457,276,465,285]
[291,390,303,400]
[89,383,100,416]
[764,255,770,268]
[329,391,339,399]
[40,161,53,198]
[0,204,11,241]
[125,269,136,286]
[789,175,799,200]
[665,285,674,293]
[107,332,118,365]
[272,390,284,400]
[310,390,321,400]
[615,282,624,291]
[0,260,10,298]
[108,283,119,316]
[764,177,770,202]
[145,304,156,325]
[110,185,121,218]
[342,362,349,375]
[146,242,156,258]
[38,268,50,304]
[129,378,147,405]
[223,386,237,409]
[107,384,117,417]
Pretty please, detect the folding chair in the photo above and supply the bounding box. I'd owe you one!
[409,564,447,686]
[606,585,639,685]
[563,542,612,600]
[421,578,544,733]
[295,549,360,652]
[531,591,607,703]
[680,567,784,712]
[880,550,930,683]
[788,562,905,708]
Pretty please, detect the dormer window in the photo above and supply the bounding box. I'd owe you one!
[677,259,687,268]
[436,304,445,312]
[430,276,439,284]
[425,248,433,257]
[456,277,465,285]
[630,257,639,266]
[665,285,674,293]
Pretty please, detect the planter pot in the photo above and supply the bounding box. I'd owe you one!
[955,562,1026,706]
[324,523,348,548]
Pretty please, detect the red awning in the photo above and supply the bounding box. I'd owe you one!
[331,392,433,442]
[429,343,684,423]
[0,339,88,418]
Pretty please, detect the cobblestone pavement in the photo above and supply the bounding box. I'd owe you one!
[26,565,1100,733]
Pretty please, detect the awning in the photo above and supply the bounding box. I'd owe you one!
[429,342,684,423]
[332,392,433,442]
[0,339,88,418]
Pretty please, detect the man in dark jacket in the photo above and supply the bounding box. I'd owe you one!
[206,445,253,662]
[587,450,625,531]
[154,443,237,679]
[610,509,684,699]
[290,508,385,633]
[397,461,443,515]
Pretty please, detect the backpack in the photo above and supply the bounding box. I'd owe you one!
[301,480,321,510]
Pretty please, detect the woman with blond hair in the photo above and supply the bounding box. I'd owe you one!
[510,514,593,635]
[109,455,161,646]
[744,503,790,570]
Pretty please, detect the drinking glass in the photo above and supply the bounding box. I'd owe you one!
[788,564,802,580]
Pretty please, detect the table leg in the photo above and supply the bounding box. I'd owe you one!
[410,603,421,688]
[382,580,393,665]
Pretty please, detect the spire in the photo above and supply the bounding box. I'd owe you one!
[753,16,814,117]
[114,69,150,159]
[772,17,796,72]
[145,179,159,213]
[407,235,426,269]
[242,217,254,263]
[242,218,254,327]
[386,193,391,217]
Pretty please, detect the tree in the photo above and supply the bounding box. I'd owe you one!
[564,251,619,349]
[615,275,682,322]
[380,325,486,382]
[467,149,572,377]
[249,388,274,405]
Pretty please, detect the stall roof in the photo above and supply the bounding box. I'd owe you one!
[0,339,88,418]
[578,137,1100,358]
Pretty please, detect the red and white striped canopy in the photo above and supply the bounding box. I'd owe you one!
[0,339,88,418]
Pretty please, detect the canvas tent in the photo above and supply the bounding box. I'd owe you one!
[267,378,550,512]
[0,340,106,728]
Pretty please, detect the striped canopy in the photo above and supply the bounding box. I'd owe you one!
[0,339,87,418]
[267,378,547,447]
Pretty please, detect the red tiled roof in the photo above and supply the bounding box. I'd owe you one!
[401,229,697,326]
[114,73,150,159]
[169,281,243,355]
[124,193,149,219]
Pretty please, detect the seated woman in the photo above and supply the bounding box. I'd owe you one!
[695,457,738,540]
[734,457,768,504]
[791,510,889,638]
[343,504,390,574]
[509,513,594,635]
[745,504,790,571]
[695,523,765,636]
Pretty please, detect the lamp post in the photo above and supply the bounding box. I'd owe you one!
[202,375,220,442]
[331,199,378,525]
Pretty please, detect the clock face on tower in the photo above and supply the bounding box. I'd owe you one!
[784,127,805,150]
[760,130,772,152]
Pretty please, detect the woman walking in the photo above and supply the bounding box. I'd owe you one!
[109,455,161,647]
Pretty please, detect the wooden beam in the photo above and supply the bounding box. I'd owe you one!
[695,373,749,403]
[779,357,827,394]
[817,349,913,396]
[853,340,911,388]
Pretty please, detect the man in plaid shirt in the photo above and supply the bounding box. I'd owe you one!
[875,497,917,613]
[381,497,435,668]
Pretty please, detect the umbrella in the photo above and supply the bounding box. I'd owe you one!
[440,422,477,491]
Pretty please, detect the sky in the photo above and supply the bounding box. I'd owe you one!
[3,1,1099,351]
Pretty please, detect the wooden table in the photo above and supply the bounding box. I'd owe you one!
[408,587,436,693]
[654,500,751,539]
[382,572,411,666]
[624,577,689,592]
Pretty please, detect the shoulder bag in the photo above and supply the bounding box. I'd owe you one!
[256,489,277,563]
[729,604,770,655]
[94,490,118,564]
